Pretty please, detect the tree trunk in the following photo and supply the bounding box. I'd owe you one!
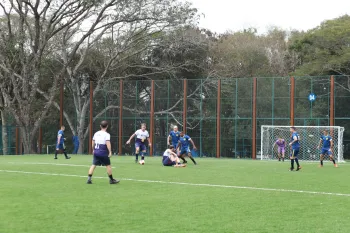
[0,110,8,155]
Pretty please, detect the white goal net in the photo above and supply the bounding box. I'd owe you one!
[261,126,345,163]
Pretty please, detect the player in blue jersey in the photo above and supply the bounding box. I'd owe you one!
[87,121,119,184]
[317,130,338,168]
[54,126,71,159]
[289,127,301,171]
[177,132,197,165]
[168,125,181,148]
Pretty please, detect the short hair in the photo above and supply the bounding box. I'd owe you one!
[173,125,178,129]
[100,120,108,129]
[141,123,146,127]
[290,126,296,130]
[169,145,174,149]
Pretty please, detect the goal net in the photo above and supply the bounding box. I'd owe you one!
[261,126,345,163]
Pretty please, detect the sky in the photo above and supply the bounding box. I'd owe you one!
[188,0,350,33]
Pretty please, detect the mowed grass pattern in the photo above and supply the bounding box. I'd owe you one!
[1,155,350,233]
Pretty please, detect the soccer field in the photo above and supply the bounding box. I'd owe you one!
[1,156,350,233]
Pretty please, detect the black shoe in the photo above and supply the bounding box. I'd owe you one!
[87,180,92,184]
[296,166,301,171]
[135,159,138,163]
[289,168,294,171]
[183,161,188,164]
[65,156,71,159]
[278,158,281,161]
[110,179,120,184]
[54,157,57,159]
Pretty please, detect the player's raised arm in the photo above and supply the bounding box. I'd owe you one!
[126,133,136,144]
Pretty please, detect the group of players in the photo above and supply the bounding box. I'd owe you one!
[54,123,338,184]
[273,127,338,170]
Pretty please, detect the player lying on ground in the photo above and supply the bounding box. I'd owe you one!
[289,127,301,171]
[87,121,119,184]
[317,130,338,168]
[54,125,71,160]
[273,137,286,161]
[126,123,152,164]
[168,125,181,154]
[162,145,186,167]
[177,132,197,165]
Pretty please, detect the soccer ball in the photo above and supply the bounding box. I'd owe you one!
[139,160,145,165]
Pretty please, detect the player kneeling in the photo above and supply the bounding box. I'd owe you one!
[163,146,186,167]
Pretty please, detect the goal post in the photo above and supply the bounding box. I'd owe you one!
[261,125,345,163]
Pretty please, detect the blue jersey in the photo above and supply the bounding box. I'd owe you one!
[291,132,300,150]
[321,135,332,149]
[57,130,65,144]
[169,131,181,145]
[179,135,191,149]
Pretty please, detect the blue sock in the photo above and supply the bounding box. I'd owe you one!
[291,159,294,169]
[141,152,145,160]
[295,158,300,167]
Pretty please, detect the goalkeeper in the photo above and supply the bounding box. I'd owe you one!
[273,137,286,162]
[317,130,338,168]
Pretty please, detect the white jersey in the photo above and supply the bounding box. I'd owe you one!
[135,129,149,143]
[163,149,172,157]
[93,130,110,156]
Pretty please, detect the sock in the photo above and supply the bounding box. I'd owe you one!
[108,174,114,180]
[291,159,294,169]
[332,159,336,164]
[282,157,284,162]
[295,158,300,167]
[321,160,323,166]
[88,174,92,181]
[141,152,145,161]
[180,157,187,163]
[54,151,58,158]
[189,157,197,164]
[135,153,139,161]
[64,151,68,158]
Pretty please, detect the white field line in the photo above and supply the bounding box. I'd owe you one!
[0,169,350,197]
[6,162,116,168]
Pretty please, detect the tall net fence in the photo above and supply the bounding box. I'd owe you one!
[1,76,350,159]
[261,126,345,162]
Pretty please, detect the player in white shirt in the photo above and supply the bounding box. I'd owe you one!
[87,121,119,184]
[126,123,152,164]
[163,145,186,167]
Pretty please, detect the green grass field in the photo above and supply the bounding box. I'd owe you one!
[1,155,350,233]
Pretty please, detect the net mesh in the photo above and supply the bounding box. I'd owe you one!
[261,126,345,162]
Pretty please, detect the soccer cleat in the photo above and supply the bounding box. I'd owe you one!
[87,180,92,184]
[135,159,138,163]
[110,179,120,184]
[65,156,71,159]
[54,157,57,159]
[296,166,301,171]
[183,161,188,164]
[334,164,338,168]
[289,168,294,171]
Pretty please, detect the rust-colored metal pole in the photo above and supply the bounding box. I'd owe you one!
[183,79,187,133]
[19,129,22,155]
[15,128,19,155]
[330,75,335,126]
[88,81,93,154]
[252,77,257,160]
[39,127,42,154]
[290,76,295,126]
[150,80,155,156]
[118,80,123,155]
[216,79,221,158]
[60,79,64,127]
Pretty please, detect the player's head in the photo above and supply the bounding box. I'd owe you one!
[323,130,328,135]
[278,137,282,140]
[173,125,178,132]
[100,120,109,130]
[290,126,296,132]
[169,145,174,151]
[180,132,185,137]
[61,125,65,131]
[141,123,146,131]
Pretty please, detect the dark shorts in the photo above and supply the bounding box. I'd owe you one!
[135,142,147,151]
[163,156,176,166]
[290,149,299,158]
[57,143,66,150]
[93,155,111,166]
[180,147,191,155]
[321,148,332,156]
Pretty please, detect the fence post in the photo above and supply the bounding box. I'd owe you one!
[88,81,93,154]
[252,77,257,159]
[60,79,64,127]
[216,79,221,158]
[150,80,155,156]
[118,80,123,155]
[39,127,42,154]
[183,79,187,133]
[290,76,295,126]
[330,75,335,126]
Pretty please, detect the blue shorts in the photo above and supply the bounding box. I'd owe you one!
[135,142,147,151]
[172,142,178,149]
[180,147,191,155]
[93,155,111,166]
[321,148,332,156]
[290,149,299,158]
[56,143,65,150]
[162,156,176,166]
